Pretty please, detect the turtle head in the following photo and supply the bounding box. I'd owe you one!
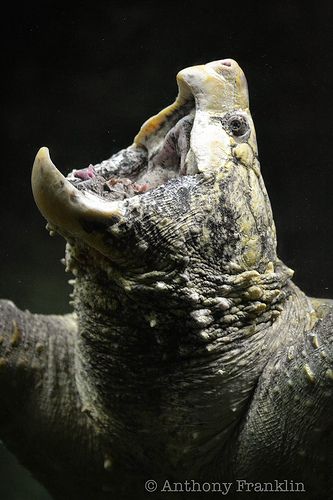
[32,59,277,280]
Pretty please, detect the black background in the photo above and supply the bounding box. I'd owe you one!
[1,2,333,498]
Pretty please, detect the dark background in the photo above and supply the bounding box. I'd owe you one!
[1,2,333,498]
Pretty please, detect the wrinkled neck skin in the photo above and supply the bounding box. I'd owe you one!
[66,212,315,479]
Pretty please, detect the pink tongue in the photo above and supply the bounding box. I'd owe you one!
[74,164,96,181]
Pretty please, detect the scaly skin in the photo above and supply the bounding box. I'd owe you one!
[0,59,332,499]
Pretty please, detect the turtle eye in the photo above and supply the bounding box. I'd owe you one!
[227,114,249,137]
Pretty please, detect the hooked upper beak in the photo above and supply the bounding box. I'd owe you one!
[32,147,125,258]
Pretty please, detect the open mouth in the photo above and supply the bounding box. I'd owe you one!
[31,58,248,260]
[30,81,198,259]
[67,99,196,202]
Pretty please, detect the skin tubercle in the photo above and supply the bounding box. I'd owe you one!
[0,58,330,499]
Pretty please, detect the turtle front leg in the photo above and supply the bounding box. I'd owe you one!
[0,300,109,500]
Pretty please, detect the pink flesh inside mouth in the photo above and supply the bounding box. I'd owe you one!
[69,111,196,202]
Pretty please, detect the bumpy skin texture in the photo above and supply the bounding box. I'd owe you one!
[1,59,332,499]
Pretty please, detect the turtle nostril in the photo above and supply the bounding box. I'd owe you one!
[221,59,232,67]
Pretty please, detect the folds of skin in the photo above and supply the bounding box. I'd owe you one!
[0,59,331,500]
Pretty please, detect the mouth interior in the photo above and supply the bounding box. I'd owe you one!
[68,99,197,201]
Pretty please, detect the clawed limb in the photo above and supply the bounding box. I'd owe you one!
[0,300,108,499]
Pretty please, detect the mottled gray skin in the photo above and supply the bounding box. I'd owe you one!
[0,59,332,500]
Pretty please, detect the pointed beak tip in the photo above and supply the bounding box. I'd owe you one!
[31,146,62,216]
[32,148,45,184]
[32,147,62,194]
[37,145,50,157]
[34,146,50,166]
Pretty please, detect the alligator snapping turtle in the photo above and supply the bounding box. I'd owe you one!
[0,59,332,500]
